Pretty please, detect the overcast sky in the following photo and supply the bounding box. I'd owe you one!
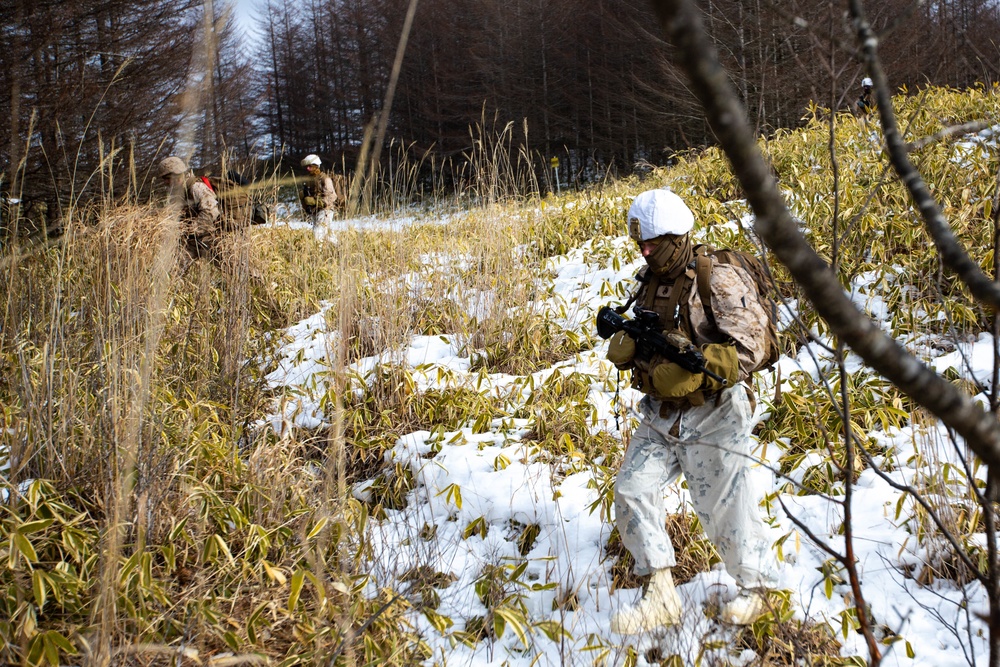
[230,0,262,37]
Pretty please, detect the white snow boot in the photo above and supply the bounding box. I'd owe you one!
[611,568,683,634]
[721,588,767,625]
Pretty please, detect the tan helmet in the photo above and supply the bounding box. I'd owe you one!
[158,156,187,177]
[301,154,322,168]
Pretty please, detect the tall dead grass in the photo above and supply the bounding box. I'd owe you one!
[0,113,614,664]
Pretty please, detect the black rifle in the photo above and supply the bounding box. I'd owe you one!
[300,183,317,214]
[596,305,728,386]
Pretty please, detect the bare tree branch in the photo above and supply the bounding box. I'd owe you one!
[837,346,883,664]
[906,120,992,152]
[646,0,1000,469]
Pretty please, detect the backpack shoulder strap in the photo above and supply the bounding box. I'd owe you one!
[666,269,695,333]
[694,246,718,330]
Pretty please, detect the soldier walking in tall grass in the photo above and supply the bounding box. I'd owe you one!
[299,154,342,228]
[158,155,223,269]
[605,188,780,634]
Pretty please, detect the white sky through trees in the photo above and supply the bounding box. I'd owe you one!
[230,0,262,37]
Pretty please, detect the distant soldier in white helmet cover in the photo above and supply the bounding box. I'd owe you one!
[299,154,340,228]
[604,189,779,634]
[158,155,222,265]
[854,77,874,116]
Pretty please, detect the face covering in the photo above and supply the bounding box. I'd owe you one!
[644,234,693,279]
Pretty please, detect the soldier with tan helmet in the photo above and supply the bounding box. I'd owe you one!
[158,155,222,264]
[299,154,340,228]
[605,189,779,634]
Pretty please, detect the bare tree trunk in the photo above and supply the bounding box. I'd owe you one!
[540,31,551,154]
[7,0,24,197]
[265,3,286,157]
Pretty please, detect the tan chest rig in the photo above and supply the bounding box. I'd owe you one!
[625,242,750,411]
[620,246,756,415]
[626,263,699,404]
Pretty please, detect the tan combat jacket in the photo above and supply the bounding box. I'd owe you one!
[313,172,338,210]
[182,177,221,236]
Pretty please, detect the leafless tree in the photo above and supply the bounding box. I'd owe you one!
[252,0,999,190]
[0,0,261,236]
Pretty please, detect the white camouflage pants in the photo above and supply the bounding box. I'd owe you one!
[312,208,336,229]
[614,385,778,588]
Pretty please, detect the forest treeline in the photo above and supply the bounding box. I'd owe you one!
[2,0,999,227]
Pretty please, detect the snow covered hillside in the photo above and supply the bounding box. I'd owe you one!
[265,158,1000,665]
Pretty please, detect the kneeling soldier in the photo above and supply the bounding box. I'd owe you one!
[158,155,222,267]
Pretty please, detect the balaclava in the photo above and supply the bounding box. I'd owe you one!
[644,234,693,279]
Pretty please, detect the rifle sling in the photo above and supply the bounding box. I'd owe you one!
[615,268,650,314]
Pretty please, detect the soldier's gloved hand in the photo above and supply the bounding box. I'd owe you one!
[606,331,636,369]
[700,343,740,392]
[651,362,703,398]
[303,196,317,208]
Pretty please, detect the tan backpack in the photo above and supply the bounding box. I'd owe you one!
[201,174,273,228]
[693,245,781,373]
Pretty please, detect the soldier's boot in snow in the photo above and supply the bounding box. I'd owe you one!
[721,588,768,625]
[610,568,682,634]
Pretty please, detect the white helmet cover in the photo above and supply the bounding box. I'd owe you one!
[627,189,694,242]
[862,77,873,87]
[301,154,322,167]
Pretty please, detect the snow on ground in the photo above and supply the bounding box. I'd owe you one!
[265,202,460,241]
[261,207,993,666]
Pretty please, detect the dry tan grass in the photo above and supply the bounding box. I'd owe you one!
[0,127,583,665]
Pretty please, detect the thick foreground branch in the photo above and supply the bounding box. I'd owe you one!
[647,0,1000,466]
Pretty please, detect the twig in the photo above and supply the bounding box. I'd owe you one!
[326,592,402,667]
[906,121,993,152]
[836,343,883,664]
[848,1,1000,309]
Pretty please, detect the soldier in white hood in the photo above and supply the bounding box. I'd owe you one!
[606,189,779,634]
[855,77,874,116]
